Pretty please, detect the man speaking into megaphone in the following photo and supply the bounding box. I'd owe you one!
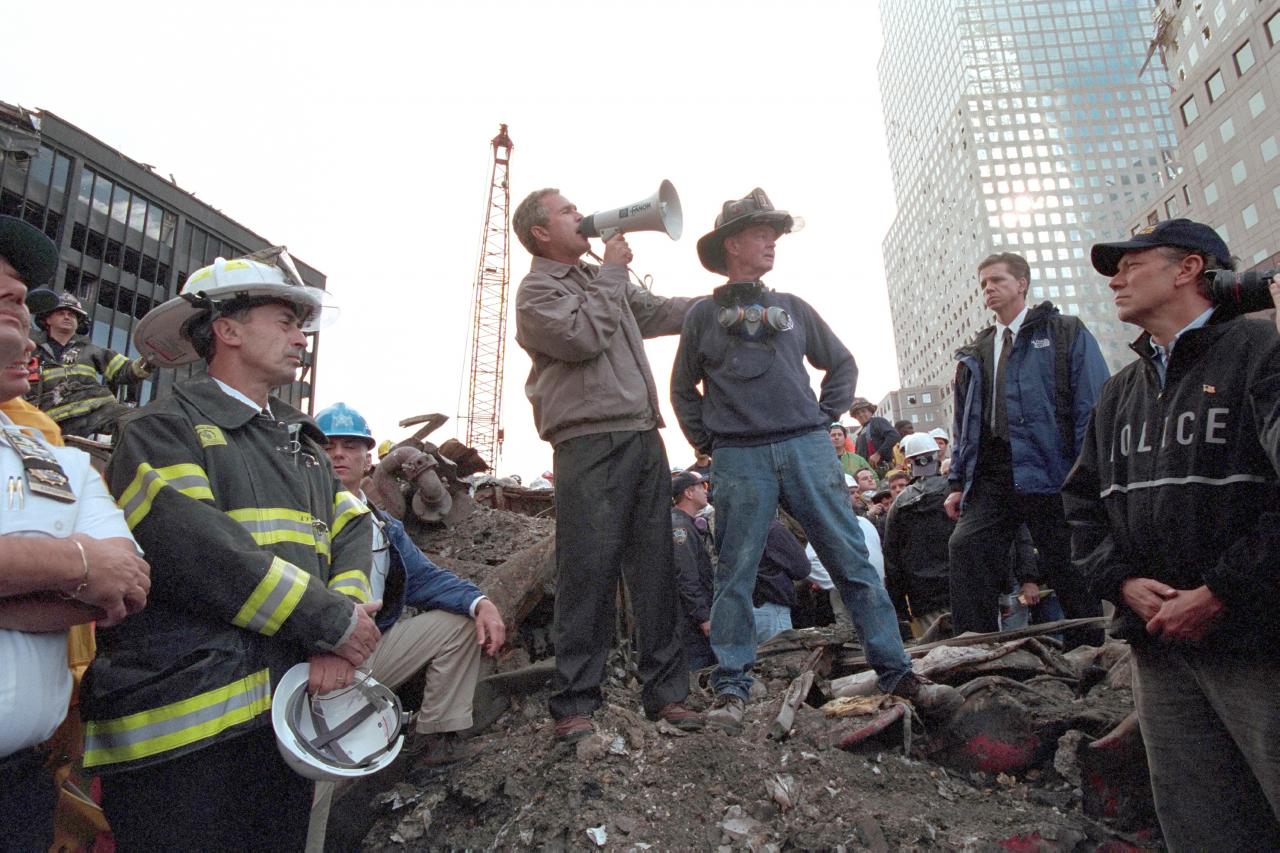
[511,187,702,743]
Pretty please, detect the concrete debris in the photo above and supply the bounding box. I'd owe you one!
[719,805,769,846]
[345,495,1159,850]
[764,773,796,812]
[1053,729,1089,787]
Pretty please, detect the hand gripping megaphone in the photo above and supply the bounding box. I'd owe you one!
[578,180,683,241]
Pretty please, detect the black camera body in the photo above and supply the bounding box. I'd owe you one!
[1208,268,1278,314]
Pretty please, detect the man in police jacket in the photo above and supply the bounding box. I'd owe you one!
[1063,219,1280,848]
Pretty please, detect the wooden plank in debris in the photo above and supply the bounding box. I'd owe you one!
[477,534,556,632]
[837,617,1110,670]
[768,646,827,740]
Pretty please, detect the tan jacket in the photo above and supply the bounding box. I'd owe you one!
[515,256,692,445]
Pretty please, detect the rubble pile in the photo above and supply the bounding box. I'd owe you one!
[350,617,1156,850]
[417,507,554,568]
[340,455,1158,849]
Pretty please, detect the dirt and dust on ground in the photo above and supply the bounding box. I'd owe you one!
[337,501,1158,851]
[357,620,1154,848]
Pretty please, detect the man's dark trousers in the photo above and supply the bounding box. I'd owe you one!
[949,439,1103,648]
[0,748,57,851]
[100,727,313,851]
[550,429,688,719]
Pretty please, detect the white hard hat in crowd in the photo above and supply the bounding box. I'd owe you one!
[271,663,407,782]
[928,427,950,444]
[133,252,336,367]
[900,432,940,460]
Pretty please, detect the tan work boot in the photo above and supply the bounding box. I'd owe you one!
[890,672,963,718]
[705,694,745,733]
[411,731,484,768]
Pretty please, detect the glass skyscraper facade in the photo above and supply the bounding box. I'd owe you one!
[1127,0,1280,275]
[0,102,325,410]
[878,0,1177,402]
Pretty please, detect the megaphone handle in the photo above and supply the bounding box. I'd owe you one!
[598,226,618,241]
[587,250,655,299]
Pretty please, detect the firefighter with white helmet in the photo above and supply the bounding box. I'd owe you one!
[131,251,335,368]
[81,250,377,850]
[882,432,956,638]
[26,289,153,438]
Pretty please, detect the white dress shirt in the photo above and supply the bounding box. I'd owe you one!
[0,414,137,756]
[991,305,1029,413]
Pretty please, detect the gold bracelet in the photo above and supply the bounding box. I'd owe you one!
[60,539,90,601]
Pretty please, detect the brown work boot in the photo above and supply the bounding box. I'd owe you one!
[553,714,595,744]
[890,672,963,718]
[410,731,484,768]
[648,702,704,731]
[705,694,746,733]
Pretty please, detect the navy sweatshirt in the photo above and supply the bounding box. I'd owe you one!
[671,281,857,453]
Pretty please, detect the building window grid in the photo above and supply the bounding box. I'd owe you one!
[66,166,183,356]
[1206,69,1226,102]
[1234,41,1255,75]
[0,143,74,244]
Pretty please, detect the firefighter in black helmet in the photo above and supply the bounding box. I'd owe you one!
[26,289,152,438]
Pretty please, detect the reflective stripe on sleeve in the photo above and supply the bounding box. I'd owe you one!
[331,490,369,538]
[1099,472,1270,498]
[118,462,214,528]
[103,353,130,382]
[83,668,272,768]
[328,569,372,603]
[226,507,332,558]
[231,556,311,635]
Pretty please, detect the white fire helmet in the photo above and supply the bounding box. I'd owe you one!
[133,250,337,367]
[271,663,407,782]
[900,432,940,460]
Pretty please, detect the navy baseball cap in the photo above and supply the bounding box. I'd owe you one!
[671,470,706,498]
[1091,219,1232,276]
[0,215,58,287]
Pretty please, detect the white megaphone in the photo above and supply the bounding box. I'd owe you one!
[578,180,683,241]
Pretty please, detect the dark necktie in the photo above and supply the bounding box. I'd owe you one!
[992,327,1013,440]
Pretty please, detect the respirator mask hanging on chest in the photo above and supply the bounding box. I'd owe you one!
[711,280,794,379]
[714,281,794,341]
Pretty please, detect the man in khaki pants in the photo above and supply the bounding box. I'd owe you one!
[308,402,505,849]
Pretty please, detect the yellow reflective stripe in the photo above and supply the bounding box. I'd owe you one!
[41,364,100,382]
[331,490,369,538]
[226,507,332,558]
[328,569,371,603]
[83,669,272,767]
[103,353,130,382]
[45,396,111,422]
[231,556,310,635]
[117,463,214,528]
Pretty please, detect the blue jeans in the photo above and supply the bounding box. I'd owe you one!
[752,601,793,645]
[709,430,912,700]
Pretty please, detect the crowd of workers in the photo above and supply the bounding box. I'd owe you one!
[1,180,1278,850]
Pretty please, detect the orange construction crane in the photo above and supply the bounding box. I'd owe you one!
[462,124,514,469]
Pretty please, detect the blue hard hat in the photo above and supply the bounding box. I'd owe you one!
[315,402,375,447]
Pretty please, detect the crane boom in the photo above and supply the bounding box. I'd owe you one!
[462,124,514,469]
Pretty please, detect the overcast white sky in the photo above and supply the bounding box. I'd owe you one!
[4,0,902,477]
